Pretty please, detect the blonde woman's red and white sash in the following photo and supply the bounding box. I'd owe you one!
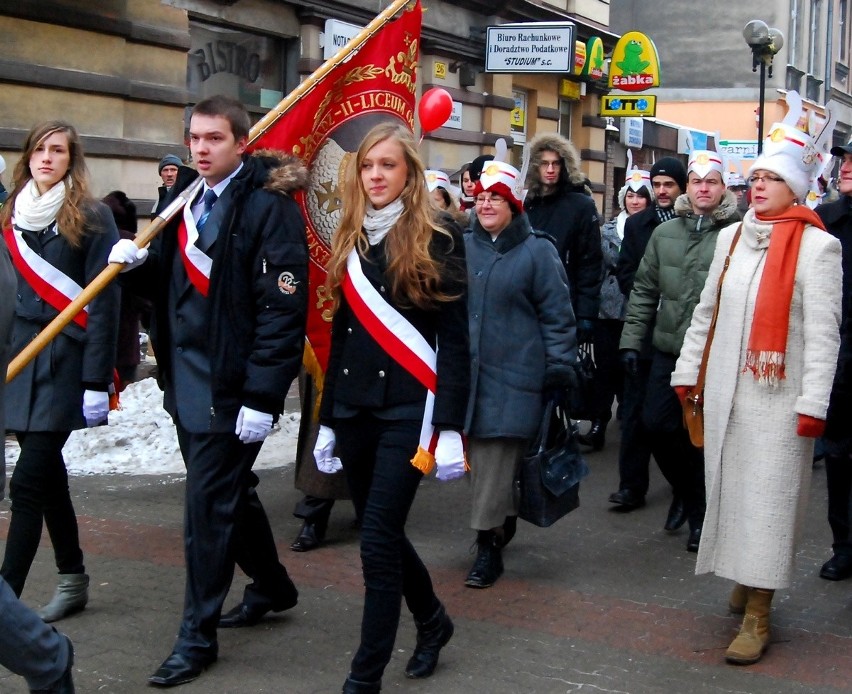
[340,248,462,474]
[3,223,89,328]
[177,198,212,297]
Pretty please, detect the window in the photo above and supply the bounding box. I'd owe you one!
[841,0,849,63]
[558,99,573,140]
[187,22,286,117]
[808,0,822,77]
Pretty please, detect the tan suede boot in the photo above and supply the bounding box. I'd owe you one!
[725,588,774,664]
[728,583,748,614]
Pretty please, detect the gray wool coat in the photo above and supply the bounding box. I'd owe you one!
[465,213,577,440]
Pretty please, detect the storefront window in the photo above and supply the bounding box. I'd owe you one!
[558,99,572,140]
[187,22,286,117]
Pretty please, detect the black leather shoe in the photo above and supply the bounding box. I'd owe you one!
[464,532,503,588]
[148,652,213,687]
[820,553,852,581]
[219,579,298,628]
[663,497,688,532]
[608,488,646,510]
[577,421,606,451]
[405,604,454,679]
[341,675,381,693]
[290,520,326,552]
[686,526,702,552]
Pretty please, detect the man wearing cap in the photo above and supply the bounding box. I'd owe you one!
[523,133,602,344]
[609,157,688,518]
[620,150,740,552]
[152,154,185,217]
[816,142,852,581]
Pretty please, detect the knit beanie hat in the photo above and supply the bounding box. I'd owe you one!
[650,156,687,192]
[158,154,183,173]
[474,160,524,213]
[468,154,494,183]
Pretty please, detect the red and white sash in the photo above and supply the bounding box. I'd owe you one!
[3,223,88,328]
[177,201,212,297]
[340,248,442,473]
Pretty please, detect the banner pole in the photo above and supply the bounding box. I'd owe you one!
[6,0,414,383]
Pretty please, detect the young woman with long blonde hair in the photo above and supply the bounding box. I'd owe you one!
[315,122,470,694]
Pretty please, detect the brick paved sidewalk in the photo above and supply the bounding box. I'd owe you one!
[1,426,850,693]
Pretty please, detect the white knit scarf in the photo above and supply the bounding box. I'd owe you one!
[14,179,67,231]
[363,198,404,246]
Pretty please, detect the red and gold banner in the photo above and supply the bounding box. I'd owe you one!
[248,0,422,386]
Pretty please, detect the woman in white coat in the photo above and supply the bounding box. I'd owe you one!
[672,114,841,666]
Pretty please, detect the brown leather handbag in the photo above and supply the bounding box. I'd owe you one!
[682,225,742,448]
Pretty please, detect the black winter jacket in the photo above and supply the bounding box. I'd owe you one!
[524,184,602,320]
[319,219,470,430]
[124,152,309,417]
[818,196,852,449]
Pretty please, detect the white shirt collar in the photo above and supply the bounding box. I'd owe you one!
[198,161,244,203]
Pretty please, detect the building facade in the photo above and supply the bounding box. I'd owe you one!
[0,0,622,217]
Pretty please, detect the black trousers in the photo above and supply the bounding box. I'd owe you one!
[335,412,439,684]
[825,453,852,555]
[642,350,706,525]
[293,495,335,525]
[590,319,624,422]
[173,422,292,662]
[617,358,654,495]
[1,431,83,596]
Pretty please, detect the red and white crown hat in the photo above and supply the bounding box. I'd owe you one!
[625,150,652,194]
[424,169,460,197]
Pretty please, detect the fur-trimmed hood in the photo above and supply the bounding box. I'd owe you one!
[673,189,739,222]
[248,149,309,195]
[526,132,588,197]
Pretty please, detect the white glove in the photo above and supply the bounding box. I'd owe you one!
[434,430,466,481]
[314,425,342,473]
[108,238,148,272]
[82,389,109,427]
[235,406,273,444]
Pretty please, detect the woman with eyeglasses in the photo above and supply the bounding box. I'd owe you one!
[317,122,470,693]
[463,160,577,588]
[672,118,841,666]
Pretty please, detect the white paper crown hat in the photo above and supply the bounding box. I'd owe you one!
[748,91,837,202]
[624,150,652,194]
[424,169,460,197]
[687,150,724,179]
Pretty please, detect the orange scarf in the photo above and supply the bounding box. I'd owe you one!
[745,206,826,385]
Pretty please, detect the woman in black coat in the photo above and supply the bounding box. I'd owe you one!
[317,123,470,694]
[0,121,119,622]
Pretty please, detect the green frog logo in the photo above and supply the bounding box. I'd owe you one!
[616,40,650,76]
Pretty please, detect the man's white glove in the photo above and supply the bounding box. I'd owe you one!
[108,238,148,272]
[434,430,466,481]
[82,389,109,427]
[314,425,342,473]
[235,406,273,444]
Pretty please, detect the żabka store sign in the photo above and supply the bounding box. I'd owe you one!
[608,31,660,92]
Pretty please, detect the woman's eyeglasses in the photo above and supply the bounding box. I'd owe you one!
[748,174,785,185]
[475,194,507,206]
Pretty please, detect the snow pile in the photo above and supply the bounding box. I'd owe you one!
[4,378,301,477]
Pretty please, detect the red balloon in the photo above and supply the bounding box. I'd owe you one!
[418,88,453,133]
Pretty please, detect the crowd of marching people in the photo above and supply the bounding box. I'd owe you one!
[0,88,850,692]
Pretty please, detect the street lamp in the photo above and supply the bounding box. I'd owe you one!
[743,19,784,154]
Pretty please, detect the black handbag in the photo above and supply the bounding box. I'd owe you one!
[568,342,596,421]
[518,401,589,528]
